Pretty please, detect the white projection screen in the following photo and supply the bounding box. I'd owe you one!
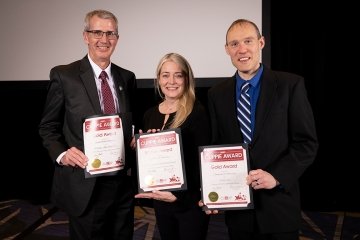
[0,0,262,81]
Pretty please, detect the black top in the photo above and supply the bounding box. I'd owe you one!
[143,99,211,210]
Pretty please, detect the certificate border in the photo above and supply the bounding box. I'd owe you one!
[135,128,187,193]
[199,143,254,210]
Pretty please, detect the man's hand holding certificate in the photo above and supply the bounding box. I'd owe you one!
[199,144,253,210]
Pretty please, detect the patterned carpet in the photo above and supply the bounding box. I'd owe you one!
[1,199,359,240]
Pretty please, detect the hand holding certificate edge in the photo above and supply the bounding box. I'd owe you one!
[131,128,161,149]
[198,200,219,215]
[135,190,177,203]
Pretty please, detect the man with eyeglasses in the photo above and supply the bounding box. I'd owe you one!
[39,9,137,240]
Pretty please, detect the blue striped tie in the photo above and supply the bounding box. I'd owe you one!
[237,82,251,143]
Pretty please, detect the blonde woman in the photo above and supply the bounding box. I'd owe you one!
[135,53,210,240]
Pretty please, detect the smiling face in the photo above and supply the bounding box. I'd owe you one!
[83,15,118,69]
[225,22,265,80]
[158,61,185,101]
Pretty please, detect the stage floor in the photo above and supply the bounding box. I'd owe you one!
[1,200,359,239]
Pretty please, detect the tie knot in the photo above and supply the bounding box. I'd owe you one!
[99,71,108,81]
[241,82,250,93]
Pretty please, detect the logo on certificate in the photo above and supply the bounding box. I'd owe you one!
[208,192,219,202]
[91,158,102,168]
[144,175,155,186]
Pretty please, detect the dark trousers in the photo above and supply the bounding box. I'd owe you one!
[226,209,299,240]
[154,203,210,240]
[68,176,134,240]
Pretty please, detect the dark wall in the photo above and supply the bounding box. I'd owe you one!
[269,2,352,211]
[0,82,53,203]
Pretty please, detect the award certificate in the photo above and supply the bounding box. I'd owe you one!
[135,128,187,192]
[199,144,253,210]
[83,115,125,178]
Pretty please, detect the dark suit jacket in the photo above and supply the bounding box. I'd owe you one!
[207,66,318,233]
[39,56,137,216]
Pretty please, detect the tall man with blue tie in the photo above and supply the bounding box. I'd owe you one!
[205,19,318,240]
[39,9,137,240]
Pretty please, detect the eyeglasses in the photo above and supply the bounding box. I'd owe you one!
[86,30,118,40]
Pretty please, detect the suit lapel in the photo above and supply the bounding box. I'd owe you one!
[221,76,243,142]
[112,66,127,113]
[253,68,277,143]
[226,77,241,131]
[79,57,102,114]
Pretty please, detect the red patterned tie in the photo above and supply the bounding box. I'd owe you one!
[99,71,116,114]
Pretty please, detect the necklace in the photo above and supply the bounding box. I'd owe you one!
[160,100,178,114]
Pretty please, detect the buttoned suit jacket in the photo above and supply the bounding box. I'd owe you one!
[207,66,318,233]
[39,56,137,216]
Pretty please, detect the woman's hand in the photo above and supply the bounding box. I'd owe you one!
[131,128,164,149]
[130,129,143,149]
[135,190,177,202]
[198,200,219,215]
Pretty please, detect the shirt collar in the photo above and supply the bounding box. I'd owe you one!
[87,54,112,79]
[236,64,263,88]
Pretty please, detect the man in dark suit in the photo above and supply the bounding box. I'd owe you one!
[39,9,136,240]
[206,19,318,240]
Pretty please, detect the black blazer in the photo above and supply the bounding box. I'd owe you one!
[208,66,318,233]
[39,56,137,216]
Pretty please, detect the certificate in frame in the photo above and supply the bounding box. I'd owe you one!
[199,144,253,210]
[135,128,187,193]
[83,114,125,178]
